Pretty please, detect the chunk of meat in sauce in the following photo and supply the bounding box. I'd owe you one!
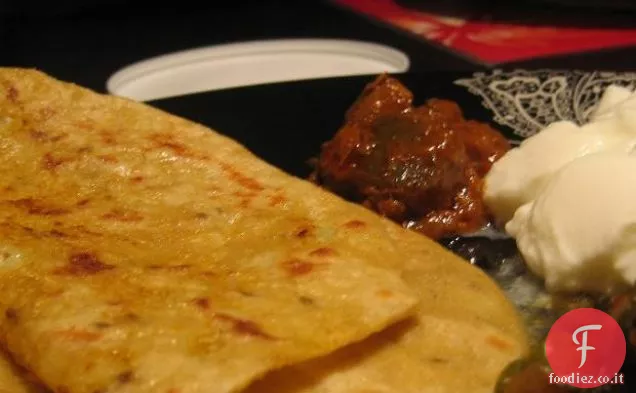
[311,75,510,239]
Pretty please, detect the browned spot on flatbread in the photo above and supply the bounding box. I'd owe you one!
[48,229,68,238]
[51,135,66,143]
[193,298,211,310]
[299,296,315,306]
[19,225,36,236]
[117,370,134,384]
[309,247,337,257]
[93,322,112,329]
[10,198,69,215]
[29,129,49,141]
[55,252,115,276]
[5,308,18,323]
[376,289,394,298]
[344,219,366,229]
[5,84,18,102]
[42,152,71,171]
[215,313,275,340]
[100,131,117,145]
[218,161,264,191]
[53,328,102,342]
[268,193,286,207]
[233,191,257,198]
[70,225,103,237]
[76,198,91,207]
[486,335,513,351]
[281,258,316,277]
[238,290,254,297]
[130,175,144,183]
[149,133,206,159]
[123,313,141,322]
[294,224,315,238]
[46,288,66,298]
[233,191,255,209]
[32,130,65,143]
[101,209,144,222]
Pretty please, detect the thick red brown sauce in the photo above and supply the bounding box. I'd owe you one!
[310,75,510,240]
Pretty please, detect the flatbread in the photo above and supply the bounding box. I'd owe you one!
[0,68,417,393]
[245,217,529,393]
[0,351,44,393]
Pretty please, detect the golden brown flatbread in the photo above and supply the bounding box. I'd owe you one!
[0,68,528,393]
[245,221,529,393]
[0,68,416,393]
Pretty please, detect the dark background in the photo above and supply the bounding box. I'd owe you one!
[1,0,635,93]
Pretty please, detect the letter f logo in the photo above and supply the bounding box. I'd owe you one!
[572,324,602,368]
[545,308,625,388]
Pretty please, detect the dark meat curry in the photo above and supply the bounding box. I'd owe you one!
[310,75,510,239]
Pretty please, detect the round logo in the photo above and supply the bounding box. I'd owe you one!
[545,308,626,388]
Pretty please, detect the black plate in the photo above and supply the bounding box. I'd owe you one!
[150,70,636,391]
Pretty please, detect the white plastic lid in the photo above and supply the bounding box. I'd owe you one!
[106,39,410,101]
